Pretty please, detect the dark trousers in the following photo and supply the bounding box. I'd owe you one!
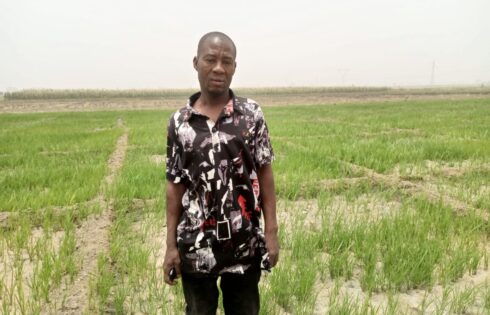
[181,270,261,315]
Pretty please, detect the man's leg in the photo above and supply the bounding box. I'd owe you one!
[220,269,261,315]
[181,273,219,315]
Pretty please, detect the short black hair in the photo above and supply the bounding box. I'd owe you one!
[197,31,236,58]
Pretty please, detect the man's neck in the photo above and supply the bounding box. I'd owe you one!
[198,90,230,108]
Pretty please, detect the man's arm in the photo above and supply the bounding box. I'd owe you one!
[257,164,279,267]
[163,181,186,285]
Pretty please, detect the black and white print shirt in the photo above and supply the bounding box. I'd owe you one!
[166,90,274,275]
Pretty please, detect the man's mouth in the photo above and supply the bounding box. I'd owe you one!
[210,79,225,84]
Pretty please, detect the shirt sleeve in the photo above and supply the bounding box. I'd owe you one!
[254,107,275,168]
[166,114,185,183]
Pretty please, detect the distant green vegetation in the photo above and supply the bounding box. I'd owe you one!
[1,97,489,314]
[3,89,195,100]
[3,85,490,100]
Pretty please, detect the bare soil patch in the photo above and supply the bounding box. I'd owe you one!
[1,92,489,113]
[277,193,402,232]
[0,228,65,310]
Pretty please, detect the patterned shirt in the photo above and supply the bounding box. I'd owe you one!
[166,90,275,275]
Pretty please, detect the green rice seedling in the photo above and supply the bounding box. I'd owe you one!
[440,241,472,284]
[329,249,354,280]
[94,253,114,312]
[1,273,14,314]
[319,216,356,280]
[267,255,293,311]
[14,272,27,315]
[57,228,77,283]
[144,265,169,315]
[383,292,400,315]
[125,245,150,285]
[326,281,374,315]
[258,278,280,315]
[112,284,129,315]
[266,206,319,313]
[357,229,379,294]
[268,222,318,314]
[34,252,54,302]
[484,284,490,312]
[268,254,317,314]
[434,286,451,315]
[12,215,31,252]
[448,286,477,315]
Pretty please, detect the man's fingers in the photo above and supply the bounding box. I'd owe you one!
[269,252,279,267]
[163,264,172,285]
[163,247,181,285]
[163,262,180,285]
[163,271,173,285]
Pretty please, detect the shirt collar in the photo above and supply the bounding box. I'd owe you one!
[182,89,242,122]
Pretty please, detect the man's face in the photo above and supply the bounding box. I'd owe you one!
[193,37,236,96]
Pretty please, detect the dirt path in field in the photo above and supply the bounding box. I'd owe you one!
[334,159,489,222]
[42,118,128,314]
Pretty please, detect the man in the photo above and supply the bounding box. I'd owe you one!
[163,31,279,315]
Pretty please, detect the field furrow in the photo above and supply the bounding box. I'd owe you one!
[41,120,128,314]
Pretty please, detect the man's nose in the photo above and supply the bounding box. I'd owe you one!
[212,61,225,73]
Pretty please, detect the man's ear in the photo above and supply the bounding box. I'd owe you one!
[193,56,198,70]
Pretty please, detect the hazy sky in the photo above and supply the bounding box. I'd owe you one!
[1,0,489,91]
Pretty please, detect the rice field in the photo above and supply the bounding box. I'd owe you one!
[0,96,489,314]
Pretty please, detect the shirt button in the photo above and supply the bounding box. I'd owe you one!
[212,127,217,132]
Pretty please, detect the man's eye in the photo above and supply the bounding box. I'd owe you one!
[205,58,216,63]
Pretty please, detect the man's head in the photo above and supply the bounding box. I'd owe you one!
[193,32,237,97]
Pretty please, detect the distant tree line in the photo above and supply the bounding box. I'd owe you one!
[3,86,489,100]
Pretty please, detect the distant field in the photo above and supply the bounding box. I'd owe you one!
[1,97,490,314]
[1,86,490,113]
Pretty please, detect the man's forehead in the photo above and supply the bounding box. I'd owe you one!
[201,47,235,57]
[198,36,236,57]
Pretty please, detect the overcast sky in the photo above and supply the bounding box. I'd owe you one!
[1,0,489,91]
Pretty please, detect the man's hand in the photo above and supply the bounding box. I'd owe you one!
[163,246,181,285]
[265,231,280,267]
[164,181,185,285]
[258,164,279,268]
